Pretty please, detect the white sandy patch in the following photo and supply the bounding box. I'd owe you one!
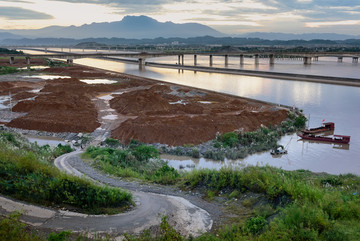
[24,75,71,80]
[169,100,187,105]
[28,88,42,93]
[98,94,114,101]
[80,79,117,84]
[102,114,118,120]
[198,101,212,104]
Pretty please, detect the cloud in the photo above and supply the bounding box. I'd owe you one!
[0,6,54,20]
[306,20,360,28]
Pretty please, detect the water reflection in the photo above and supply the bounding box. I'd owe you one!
[298,139,350,150]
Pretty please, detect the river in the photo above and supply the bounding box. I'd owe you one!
[23,48,360,175]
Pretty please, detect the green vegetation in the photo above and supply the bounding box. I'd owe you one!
[0,66,19,75]
[46,59,71,67]
[0,47,23,54]
[122,166,360,240]
[84,143,179,184]
[163,111,307,161]
[0,131,132,214]
[175,166,360,240]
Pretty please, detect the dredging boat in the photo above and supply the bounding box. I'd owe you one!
[301,122,335,134]
[270,145,288,155]
[297,133,351,144]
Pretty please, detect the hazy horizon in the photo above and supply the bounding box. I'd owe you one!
[0,0,360,35]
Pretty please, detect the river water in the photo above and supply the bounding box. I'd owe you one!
[23,48,360,175]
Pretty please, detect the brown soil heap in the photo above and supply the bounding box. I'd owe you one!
[110,84,288,145]
[2,63,289,146]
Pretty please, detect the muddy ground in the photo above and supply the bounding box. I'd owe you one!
[0,60,288,146]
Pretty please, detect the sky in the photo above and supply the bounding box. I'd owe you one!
[0,0,360,34]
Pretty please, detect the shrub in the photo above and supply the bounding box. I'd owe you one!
[132,145,159,163]
[244,216,267,235]
[191,148,200,158]
[219,132,239,148]
[104,138,120,147]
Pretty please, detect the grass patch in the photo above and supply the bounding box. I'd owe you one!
[84,143,180,185]
[0,131,132,214]
[0,66,19,75]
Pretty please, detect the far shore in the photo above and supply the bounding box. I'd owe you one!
[145,62,360,87]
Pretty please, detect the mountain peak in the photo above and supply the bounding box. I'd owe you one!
[121,15,158,24]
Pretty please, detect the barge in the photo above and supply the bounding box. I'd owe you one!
[297,133,350,144]
[302,122,335,134]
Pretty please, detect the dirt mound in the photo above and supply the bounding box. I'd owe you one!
[8,90,100,133]
[112,109,288,146]
[4,64,290,144]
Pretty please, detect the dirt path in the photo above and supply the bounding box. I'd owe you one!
[23,151,215,238]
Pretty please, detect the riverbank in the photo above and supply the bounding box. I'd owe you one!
[146,61,360,87]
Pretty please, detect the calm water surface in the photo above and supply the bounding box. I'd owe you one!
[24,49,360,175]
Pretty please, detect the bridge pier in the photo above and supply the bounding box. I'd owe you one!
[139,58,146,69]
[209,55,213,66]
[178,55,184,66]
[352,57,358,63]
[269,54,275,65]
[194,55,197,66]
[303,57,312,65]
[337,57,343,63]
[69,48,71,53]
[240,54,244,66]
[225,55,228,66]
[45,47,48,53]
[254,54,259,65]
[67,59,73,65]
[26,57,31,65]
[313,56,319,61]
[9,56,14,64]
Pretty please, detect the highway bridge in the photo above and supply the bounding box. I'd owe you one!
[4,47,360,68]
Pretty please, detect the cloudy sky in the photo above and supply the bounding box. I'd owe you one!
[0,0,359,34]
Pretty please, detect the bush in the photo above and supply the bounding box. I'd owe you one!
[104,138,120,147]
[132,145,159,163]
[191,148,200,158]
[244,216,267,235]
[218,132,239,148]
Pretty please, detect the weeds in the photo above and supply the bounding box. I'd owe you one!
[0,131,132,214]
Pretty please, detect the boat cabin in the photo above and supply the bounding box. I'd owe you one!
[334,135,351,143]
[322,122,335,130]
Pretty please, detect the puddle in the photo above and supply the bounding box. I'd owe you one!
[0,96,10,109]
[24,75,71,80]
[102,114,118,120]
[26,135,67,147]
[169,100,187,105]
[162,154,246,171]
[80,79,118,84]
[98,94,114,101]
[100,108,116,112]
[18,66,48,70]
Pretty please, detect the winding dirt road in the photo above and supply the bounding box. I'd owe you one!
[0,151,213,238]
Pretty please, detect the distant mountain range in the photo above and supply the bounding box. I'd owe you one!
[238,32,360,41]
[0,15,224,39]
[0,15,359,43]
